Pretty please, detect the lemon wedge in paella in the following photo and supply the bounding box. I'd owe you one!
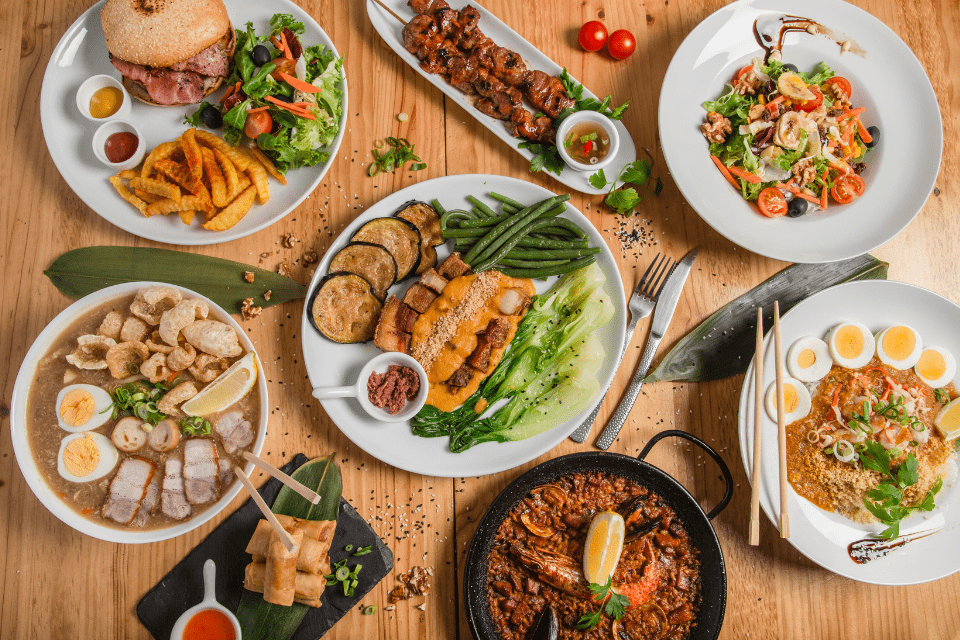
[583,510,625,586]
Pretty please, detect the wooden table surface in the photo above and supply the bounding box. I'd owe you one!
[2,0,958,638]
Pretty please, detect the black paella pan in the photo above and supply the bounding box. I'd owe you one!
[464,430,733,640]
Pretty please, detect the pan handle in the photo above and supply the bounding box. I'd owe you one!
[637,430,733,520]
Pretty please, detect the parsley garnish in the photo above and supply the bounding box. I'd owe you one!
[517,140,565,175]
[859,440,942,539]
[589,157,663,214]
[574,576,631,630]
[934,388,951,404]
[367,137,426,176]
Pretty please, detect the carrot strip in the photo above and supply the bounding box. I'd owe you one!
[841,107,866,119]
[727,165,762,184]
[856,119,873,143]
[820,169,830,210]
[264,96,316,119]
[280,32,293,60]
[710,155,740,190]
[219,86,235,104]
[279,72,320,94]
[776,182,820,205]
[270,35,283,51]
[247,106,271,113]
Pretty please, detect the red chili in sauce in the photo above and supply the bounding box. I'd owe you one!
[104,131,138,163]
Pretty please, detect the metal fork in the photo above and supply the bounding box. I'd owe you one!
[568,253,675,443]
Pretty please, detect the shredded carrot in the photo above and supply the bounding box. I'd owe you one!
[292,102,313,108]
[856,119,873,144]
[710,155,740,190]
[776,182,820,205]
[235,81,242,92]
[279,72,320,94]
[279,32,293,60]
[820,169,830,210]
[219,85,235,104]
[264,95,316,119]
[247,106,271,114]
[726,165,762,184]
[841,107,866,119]
[270,35,283,51]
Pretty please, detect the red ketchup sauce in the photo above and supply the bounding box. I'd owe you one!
[183,609,236,640]
[104,131,138,163]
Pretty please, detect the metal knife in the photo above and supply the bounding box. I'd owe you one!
[595,247,700,450]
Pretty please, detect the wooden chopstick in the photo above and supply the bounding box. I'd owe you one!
[749,306,764,546]
[372,0,407,24]
[233,467,299,553]
[242,451,321,505]
[773,301,790,538]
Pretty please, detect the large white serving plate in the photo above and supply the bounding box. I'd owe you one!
[738,281,960,584]
[367,0,636,195]
[301,175,626,477]
[40,0,347,246]
[9,282,269,544]
[659,0,942,263]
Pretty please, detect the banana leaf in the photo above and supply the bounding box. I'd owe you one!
[644,254,889,383]
[235,453,342,640]
[43,246,306,314]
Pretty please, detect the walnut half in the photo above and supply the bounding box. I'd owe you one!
[700,111,733,144]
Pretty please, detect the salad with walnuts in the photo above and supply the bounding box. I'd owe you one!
[186,13,344,173]
[700,57,879,218]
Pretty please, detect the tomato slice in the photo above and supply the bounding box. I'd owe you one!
[758,187,788,217]
[823,77,852,100]
[794,86,823,112]
[830,174,865,204]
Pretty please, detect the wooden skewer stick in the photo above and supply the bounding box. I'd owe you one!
[242,451,321,505]
[749,306,764,546]
[233,467,299,554]
[773,301,790,538]
[372,0,407,25]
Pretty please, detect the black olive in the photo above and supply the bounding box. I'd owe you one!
[783,63,799,73]
[865,125,880,148]
[272,93,293,103]
[200,104,223,129]
[251,44,271,67]
[787,196,809,218]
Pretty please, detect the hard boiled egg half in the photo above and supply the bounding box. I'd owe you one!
[786,337,833,382]
[825,321,876,369]
[765,378,812,423]
[57,432,119,482]
[915,346,956,389]
[56,384,113,432]
[875,325,923,370]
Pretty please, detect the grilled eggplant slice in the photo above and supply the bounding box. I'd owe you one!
[352,217,422,281]
[396,201,443,275]
[329,242,398,300]
[309,273,383,344]
[374,295,411,354]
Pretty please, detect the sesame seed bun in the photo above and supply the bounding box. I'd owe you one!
[101,0,232,68]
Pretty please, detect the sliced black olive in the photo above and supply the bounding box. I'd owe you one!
[783,63,799,73]
[251,44,271,67]
[865,125,880,148]
[200,104,223,129]
[787,197,809,218]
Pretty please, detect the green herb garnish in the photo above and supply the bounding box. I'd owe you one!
[325,558,363,597]
[363,605,376,615]
[517,140,564,175]
[179,416,212,436]
[353,545,372,557]
[574,576,631,630]
[367,137,425,176]
[934,388,951,404]
[558,68,630,122]
[109,379,175,425]
[860,440,942,540]
[589,157,662,214]
[580,132,598,143]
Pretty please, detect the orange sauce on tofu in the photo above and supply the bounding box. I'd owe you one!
[411,273,535,412]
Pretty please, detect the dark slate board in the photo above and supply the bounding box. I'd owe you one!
[137,454,393,640]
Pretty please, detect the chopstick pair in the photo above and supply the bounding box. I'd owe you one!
[748,302,790,545]
[233,451,322,553]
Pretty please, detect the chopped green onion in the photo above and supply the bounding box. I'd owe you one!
[344,544,354,552]
[363,605,376,615]
[335,566,350,581]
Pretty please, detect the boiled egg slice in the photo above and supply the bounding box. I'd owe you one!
[786,337,833,382]
[765,377,812,423]
[56,432,119,482]
[825,321,876,369]
[934,398,960,441]
[915,346,956,389]
[875,325,923,370]
[56,384,113,432]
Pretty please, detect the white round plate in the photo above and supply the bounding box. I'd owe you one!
[9,282,269,543]
[659,0,942,263]
[40,0,347,246]
[738,280,960,584]
[301,175,627,477]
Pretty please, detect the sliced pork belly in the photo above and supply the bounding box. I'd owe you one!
[215,411,254,454]
[218,459,233,488]
[102,457,157,525]
[184,439,220,504]
[132,474,161,527]
[161,458,192,521]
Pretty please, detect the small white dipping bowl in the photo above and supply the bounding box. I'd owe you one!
[311,352,429,423]
[92,120,146,171]
[76,74,132,122]
[555,111,620,173]
[170,560,242,640]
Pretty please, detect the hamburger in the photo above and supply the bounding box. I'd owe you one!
[101,0,236,106]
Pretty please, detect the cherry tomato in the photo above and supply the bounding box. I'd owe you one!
[607,29,636,60]
[244,111,273,139]
[733,64,754,85]
[830,174,865,204]
[823,76,852,100]
[269,57,297,81]
[578,21,608,52]
[794,86,823,112]
[758,187,788,217]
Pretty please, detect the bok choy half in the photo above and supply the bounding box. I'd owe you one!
[411,263,614,452]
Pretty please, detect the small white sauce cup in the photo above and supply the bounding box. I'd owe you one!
[555,111,620,173]
[311,352,429,422]
[170,559,242,640]
[76,74,132,122]
[92,120,146,171]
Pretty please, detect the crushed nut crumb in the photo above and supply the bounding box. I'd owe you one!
[416,603,426,611]
[277,262,292,278]
[281,233,299,248]
[389,565,433,603]
[302,250,319,265]
[241,298,262,321]
[384,605,396,612]
[243,271,255,283]
[263,290,272,301]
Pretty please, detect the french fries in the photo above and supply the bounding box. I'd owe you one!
[110,130,287,231]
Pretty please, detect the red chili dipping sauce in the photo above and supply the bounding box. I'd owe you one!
[183,608,236,640]
[104,131,138,163]
[367,364,420,414]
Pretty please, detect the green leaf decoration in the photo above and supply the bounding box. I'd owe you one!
[236,453,343,640]
[644,254,889,383]
[43,246,306,314]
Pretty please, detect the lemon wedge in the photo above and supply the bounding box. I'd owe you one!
[583,510,625,586]
[181,352,258,416]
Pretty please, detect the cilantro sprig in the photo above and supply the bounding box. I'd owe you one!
[575,576,631,630]
[368,137,426,176]
[859,440,942,540]
[589,157,664,215]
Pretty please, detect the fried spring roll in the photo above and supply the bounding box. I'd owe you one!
[263,528,304,606]
[273,514,336,545]
[244,562,324,608]
[246,520,330,574]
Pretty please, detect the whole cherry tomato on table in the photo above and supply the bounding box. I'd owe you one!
[578,21,608,52]
[607,29,636,60]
